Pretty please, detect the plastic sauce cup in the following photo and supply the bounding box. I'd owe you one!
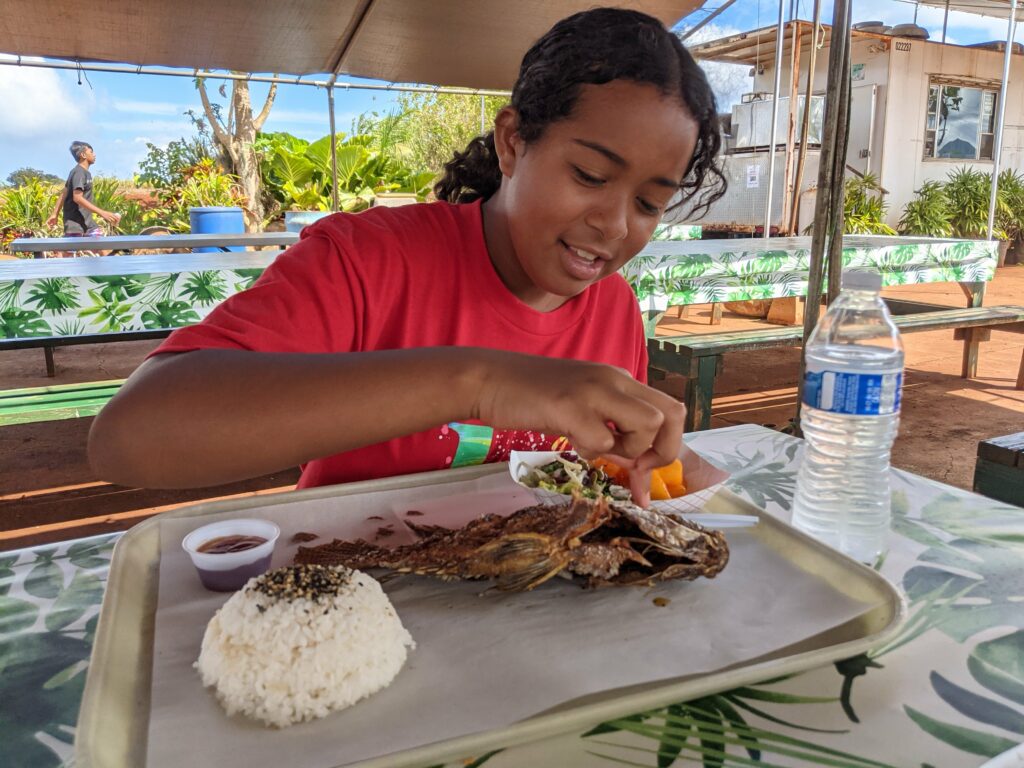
[182,519,280,592]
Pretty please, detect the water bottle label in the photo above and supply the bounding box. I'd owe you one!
[803,369,902,415]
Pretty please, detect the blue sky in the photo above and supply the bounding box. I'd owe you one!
[1,0,1021,183]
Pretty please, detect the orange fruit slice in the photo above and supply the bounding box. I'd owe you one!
[649,471,671,501]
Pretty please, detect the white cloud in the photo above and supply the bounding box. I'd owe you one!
[0,66,91,140]
[111,99,184,116]
[685,23,753,111]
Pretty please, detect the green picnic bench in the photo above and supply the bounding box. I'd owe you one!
[974,432,1024,507]
[648,305,1024,432]
[0,329,173,377]
[0,379,125,426]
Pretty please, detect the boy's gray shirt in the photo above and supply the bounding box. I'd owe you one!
[63,165,97,233]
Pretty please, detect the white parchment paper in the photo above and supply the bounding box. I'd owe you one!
[146,468,879,768]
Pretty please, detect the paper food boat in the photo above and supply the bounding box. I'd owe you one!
[509,443,731,517]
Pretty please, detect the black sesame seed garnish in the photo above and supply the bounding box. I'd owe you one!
[248,564,354,604]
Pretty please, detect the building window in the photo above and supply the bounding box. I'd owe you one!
[924,83,998,160]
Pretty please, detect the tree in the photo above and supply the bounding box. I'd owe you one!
[196,77,277,230]
[396,92,507,177]
[6,168,62,187]
[137,133,218,188]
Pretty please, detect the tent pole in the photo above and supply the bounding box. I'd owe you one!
[782,14,802,234]
[327,78,339,213]
[826,28,852,304]
[679,0,740,41]
[789,0,822,236]
[795,0,852,433]
[764,1,788,238]
[986,0,1018,240]
[942,0,950,45]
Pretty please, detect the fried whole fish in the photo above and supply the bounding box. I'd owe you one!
[294,495,729,591]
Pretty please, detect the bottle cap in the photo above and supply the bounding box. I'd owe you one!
[841,269,882,291]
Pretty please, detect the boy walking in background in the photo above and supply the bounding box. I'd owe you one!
[47,141,121,239]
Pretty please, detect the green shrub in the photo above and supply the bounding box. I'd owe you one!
[843,173,897,235]
[143,159,247,233]
[898,181,952,237]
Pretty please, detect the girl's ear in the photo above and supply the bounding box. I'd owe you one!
[492,106,524,177]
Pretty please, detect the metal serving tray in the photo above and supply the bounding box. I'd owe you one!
[76,463,905,768]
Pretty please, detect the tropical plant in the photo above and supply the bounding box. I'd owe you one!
[137,133,219,188]
[143,159,247,233]
[0,177,63,252]
[257,126,434,217]
[843,173,897,235]
[995,168,1024,243]
[899,181,952,237]
[395,91,507,175]
[943,166,1010,240]
[91,177,147,235]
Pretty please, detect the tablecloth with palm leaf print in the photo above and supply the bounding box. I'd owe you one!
[0,251,273,340]
[0,223,697,342]
[2,428,1021,768]
[622,235,999,316]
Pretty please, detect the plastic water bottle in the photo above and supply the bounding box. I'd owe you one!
[791,270,904,563]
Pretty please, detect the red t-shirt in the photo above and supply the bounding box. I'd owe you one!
[152,200,648,488]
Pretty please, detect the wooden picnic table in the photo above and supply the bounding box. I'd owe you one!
[9,232,299,257]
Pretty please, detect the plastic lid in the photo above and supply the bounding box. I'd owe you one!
[841,270,882,291]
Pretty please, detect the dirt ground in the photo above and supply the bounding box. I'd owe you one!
[2,266,1022,551]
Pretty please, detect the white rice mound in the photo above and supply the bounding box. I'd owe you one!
[195,564,415,728]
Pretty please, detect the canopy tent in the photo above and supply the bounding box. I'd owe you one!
[917,0,1024,21]
[0,0,704,90]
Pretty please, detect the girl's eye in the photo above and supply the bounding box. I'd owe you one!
[637,198,661,216]
[572,166,604,186]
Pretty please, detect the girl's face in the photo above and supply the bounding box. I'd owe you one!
[484,79,700,311]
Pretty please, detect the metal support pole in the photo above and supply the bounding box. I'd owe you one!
[789,0,822,235]
[796,0,852,433]
[826,37,852,303]
[764,1,788,237]
[679,0,741,42]
[987,0,1018,240]
[480,94,486,134]
[327,80,339,213]
[942,0,951,45]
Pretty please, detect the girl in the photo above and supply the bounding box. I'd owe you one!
[88,7,725,505]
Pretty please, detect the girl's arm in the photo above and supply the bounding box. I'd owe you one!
[88,347,684,489]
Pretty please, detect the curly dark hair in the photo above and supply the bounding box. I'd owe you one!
[434,7,726,219]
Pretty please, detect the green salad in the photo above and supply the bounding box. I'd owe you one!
[519,452,632,501]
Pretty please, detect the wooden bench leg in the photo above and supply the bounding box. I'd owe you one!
[710,303,723,326]
[44,346,56,378]
[684,356,719,432]
[1017,348,1024,390]
[957,327,991,379]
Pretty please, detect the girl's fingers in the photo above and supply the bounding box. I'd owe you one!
[628,467,651,508]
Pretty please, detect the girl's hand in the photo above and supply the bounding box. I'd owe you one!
[475,351,686,475]
[46,214,59,227]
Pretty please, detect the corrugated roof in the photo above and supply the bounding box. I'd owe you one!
[688,20,892,67]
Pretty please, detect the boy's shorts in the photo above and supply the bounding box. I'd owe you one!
[64,226,103,237]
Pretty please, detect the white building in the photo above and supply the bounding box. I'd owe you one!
[687,20,1024,233]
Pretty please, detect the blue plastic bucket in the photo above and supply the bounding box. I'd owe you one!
[189,206,245,252]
